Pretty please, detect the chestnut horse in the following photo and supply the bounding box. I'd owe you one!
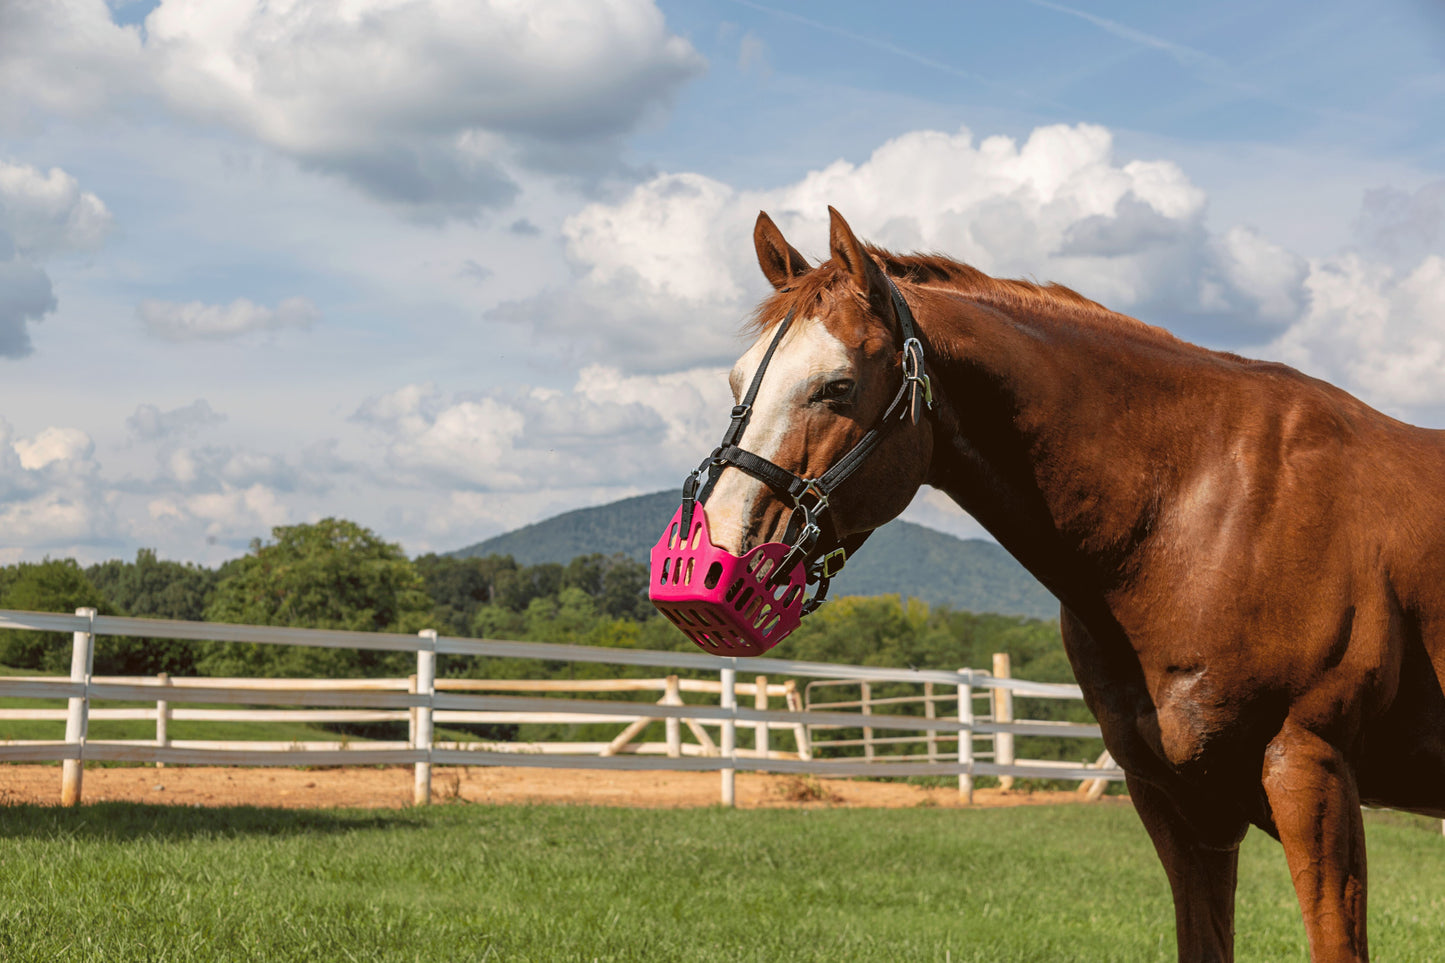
[702,207,1445,962]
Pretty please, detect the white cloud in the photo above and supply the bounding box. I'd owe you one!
[0,0,149,124]
[0,419,113,550]
[0,160,112,357]
[147,484,291,540]
[0,260,54,358]
[498,123,1316,370]
[13,426,94,471]
[126,399,227,441]
[137,296,318,341]
[354,365,731,492]
[1,0,703,217]
[0,161,113,257]
[1265,254,1445,414]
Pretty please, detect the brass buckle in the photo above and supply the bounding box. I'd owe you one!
[820,547,847,578]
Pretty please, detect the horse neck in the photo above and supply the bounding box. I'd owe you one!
[921,294,1212,602]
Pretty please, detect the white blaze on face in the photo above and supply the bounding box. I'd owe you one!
[706,316,852,554]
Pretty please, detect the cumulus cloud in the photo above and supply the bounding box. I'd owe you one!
[1,0,703,217]
[126,399,227,442]
[0,161,113,257]
[353,365,731,492]
[13,426,94,472]
[0,260,54,358]
[138,296,318,341]
[497,123,1318,369]
[0,160,112,358]
[0,418,113,550]
[0,0,149,124]
[145,484,291,545]
[1265,255,1445,414]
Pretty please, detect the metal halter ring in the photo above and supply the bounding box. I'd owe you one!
[901,337,934,413]
[794,478,829,517]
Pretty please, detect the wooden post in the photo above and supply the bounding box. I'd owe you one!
[861,681,874,762]
[957,669,973,803]
[60,607,96,806]
[720,667,736,807]
[1078,749,1115,801]
[155,672,172,768]
[683,717,718,755]
[664,675,682,759]
[784,679,811,760]
[924,681,937,765]
[413,631,436,806]
[993,653,1015,790]
[753,674,768,757]
[602,712,656,756]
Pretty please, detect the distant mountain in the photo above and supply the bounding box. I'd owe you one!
[451,491,1059,620]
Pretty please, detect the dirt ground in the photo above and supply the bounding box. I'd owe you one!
[0,764,1126,811]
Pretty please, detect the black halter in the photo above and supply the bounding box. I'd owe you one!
[678,275,933,615]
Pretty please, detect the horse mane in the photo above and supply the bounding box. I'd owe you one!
[747,245,1185,347]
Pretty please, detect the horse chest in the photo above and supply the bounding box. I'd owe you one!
[1063,621,1263,778]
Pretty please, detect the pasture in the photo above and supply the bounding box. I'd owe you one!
[1,800,1442,962]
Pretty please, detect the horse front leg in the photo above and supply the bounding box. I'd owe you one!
[1261,722,1369,962]
[1128,773,1246,962]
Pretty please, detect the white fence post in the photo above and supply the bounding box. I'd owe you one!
[60,607,96,806]
[754,674,768,757]
[407,673,418,746]
[720,666,736,807]
[861,681,874,762]
[784,680,811,760]
[155,672,172,768]
[993,652,1015,790]
[664,675,682,758]
[957,668,973,803]
[924,681,937,764]
[414,630,437,806]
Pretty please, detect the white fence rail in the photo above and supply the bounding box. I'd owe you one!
[0,607,1120,806]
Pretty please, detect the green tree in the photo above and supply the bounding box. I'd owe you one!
[413,553,520,636]
[562,553,651,620]
[86,549,219,674]
[0,559,108,671]
[200,519,433,677]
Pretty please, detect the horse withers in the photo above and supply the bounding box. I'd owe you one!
[656,206,1445,962]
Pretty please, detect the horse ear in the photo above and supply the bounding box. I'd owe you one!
[754,211,811,289]
[828,206,886,301]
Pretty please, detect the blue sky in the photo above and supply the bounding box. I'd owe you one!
[1,0,1442,565]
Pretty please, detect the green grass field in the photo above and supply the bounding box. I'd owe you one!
[0,801,1441,962]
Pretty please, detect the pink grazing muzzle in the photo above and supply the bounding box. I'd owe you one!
[649,502,808,656]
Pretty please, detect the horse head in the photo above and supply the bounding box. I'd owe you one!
[650,208,936,653]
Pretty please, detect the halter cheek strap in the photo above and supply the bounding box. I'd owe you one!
[680,274,932,614]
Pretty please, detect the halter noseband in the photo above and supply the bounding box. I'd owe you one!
[678,275,933,615]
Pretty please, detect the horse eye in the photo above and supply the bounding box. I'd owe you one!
[822,379,855,401]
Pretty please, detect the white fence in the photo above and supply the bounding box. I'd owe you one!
[0,607,1120,806]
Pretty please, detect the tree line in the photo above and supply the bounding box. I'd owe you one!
[0,517,1068,685]
[0,518,1094,764]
